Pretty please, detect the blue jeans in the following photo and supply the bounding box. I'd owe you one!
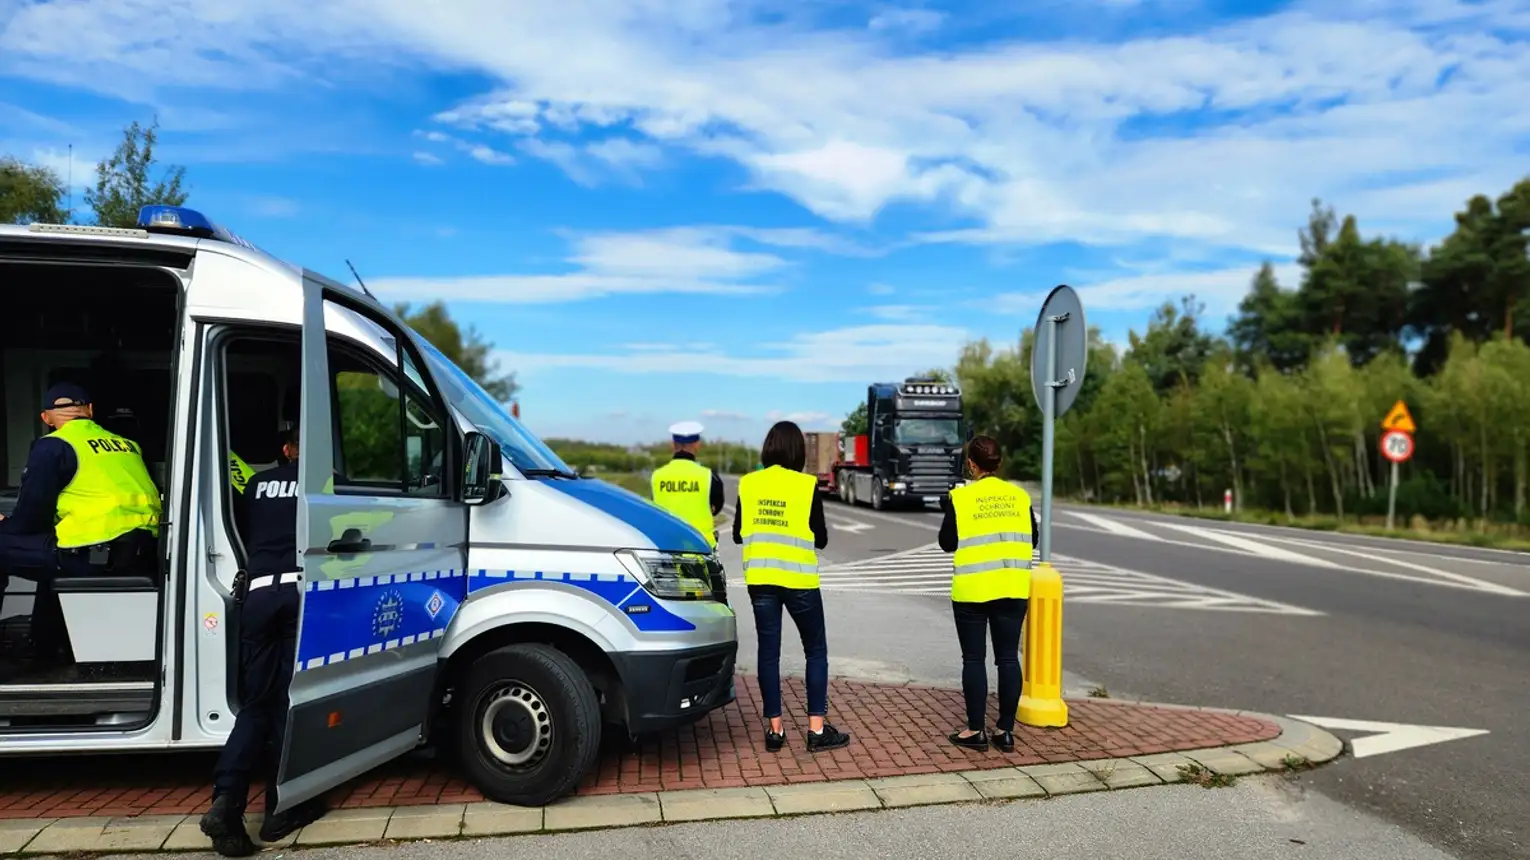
[748,585,828,718]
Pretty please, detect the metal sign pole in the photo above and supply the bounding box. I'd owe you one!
[1040,314,1060,563]
[1387,459,1400,531]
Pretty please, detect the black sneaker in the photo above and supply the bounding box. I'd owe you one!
[991,730,1015,753]
[765,727,787,753]
[258,797,328,843]
[949,729,988,751]
[806,723,851,752]
[198,795,256,858]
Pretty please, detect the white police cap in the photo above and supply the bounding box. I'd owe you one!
[669,421,704,443]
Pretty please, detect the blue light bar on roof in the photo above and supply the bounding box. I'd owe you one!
[136,204,257,249]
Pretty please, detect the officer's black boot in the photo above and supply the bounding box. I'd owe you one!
[198,793,257,857]
[258,797,328,844]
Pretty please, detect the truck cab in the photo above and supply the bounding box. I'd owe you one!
[835,378,967,510]
[0,206,737,810]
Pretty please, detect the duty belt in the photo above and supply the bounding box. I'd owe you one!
[248,572,303,591]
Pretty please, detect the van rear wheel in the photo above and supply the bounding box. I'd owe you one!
[455,643,602,807]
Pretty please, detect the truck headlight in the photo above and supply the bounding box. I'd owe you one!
[615,550,718,601]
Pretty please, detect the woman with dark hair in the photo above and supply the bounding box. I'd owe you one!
[937,435,1038,752]
[732,420,851,753]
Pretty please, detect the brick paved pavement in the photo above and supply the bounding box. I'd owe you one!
[0,675,1277,820]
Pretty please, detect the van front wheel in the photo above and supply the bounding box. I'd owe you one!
[455,643,603,806]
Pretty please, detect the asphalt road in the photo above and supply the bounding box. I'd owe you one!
[715,478,1527,860]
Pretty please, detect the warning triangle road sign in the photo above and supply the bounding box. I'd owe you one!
[1381,400,1416,433]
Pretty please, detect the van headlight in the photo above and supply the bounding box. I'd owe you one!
[615,550,718,601]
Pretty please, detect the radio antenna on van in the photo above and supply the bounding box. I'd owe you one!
[345,259,377,299]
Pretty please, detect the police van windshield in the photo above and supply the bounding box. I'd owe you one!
[893,418,962,446]
[414,338,575,476]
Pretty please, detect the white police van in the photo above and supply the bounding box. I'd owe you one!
[0,206,737,809]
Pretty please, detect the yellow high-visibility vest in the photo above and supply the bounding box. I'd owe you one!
[49,419,162,549]
[651,457,718,549]
[736,466,819,589]
[948,476,1033,602]
[229,450,255,494]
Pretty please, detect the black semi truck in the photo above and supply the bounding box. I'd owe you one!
[833,377,968,510]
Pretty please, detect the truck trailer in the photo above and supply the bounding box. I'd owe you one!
[832,378,967,509]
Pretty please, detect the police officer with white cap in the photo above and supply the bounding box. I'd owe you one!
[650,421,725,549]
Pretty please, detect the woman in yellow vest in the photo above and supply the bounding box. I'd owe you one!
[938,435,1037,753]
[732,421,850,753]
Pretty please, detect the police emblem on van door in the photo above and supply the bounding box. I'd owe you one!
[425,590,445,620]
[372,589,405,638]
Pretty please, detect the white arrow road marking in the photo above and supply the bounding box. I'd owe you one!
[1287,715,1491,758]
[829,519,875,534]
[1261,535,1529,597]
[1065,511,1165,541]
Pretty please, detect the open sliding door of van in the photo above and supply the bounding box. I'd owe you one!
[273,280,469,812]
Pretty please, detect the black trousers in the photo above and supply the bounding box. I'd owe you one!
[213,582,299,813]
[0,532,74,660]
[952,598,1028,733]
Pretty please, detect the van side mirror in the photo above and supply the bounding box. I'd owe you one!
[463,431,503,506]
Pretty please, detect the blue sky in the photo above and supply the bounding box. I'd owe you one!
[3,0,1527,445]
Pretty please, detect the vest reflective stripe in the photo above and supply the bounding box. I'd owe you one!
[50,419,162,549]
[736,466,819,589]
[948,476,1032,602]
[650,458,717,548]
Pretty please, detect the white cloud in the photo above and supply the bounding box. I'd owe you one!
[3,0,1527,260]
[867,283,896,295]
[765,409,836,428]
[248,195,299,218]
[467,144,515,165]
[412,150,444,165]
[495,321,971,383]
[367,226,788,303]
[700,409,750,421]
[28,147,97,192]
[868,8,946,34]
[863,304,930,322]
[990,261,1305,320]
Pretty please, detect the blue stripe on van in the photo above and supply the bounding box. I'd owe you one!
[543,477,712,554]
[295,566,698,669]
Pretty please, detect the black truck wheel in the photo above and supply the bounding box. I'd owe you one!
[455,643,602,807]
[871,478,885,510]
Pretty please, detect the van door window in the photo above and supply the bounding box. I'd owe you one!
[329,341,446,498]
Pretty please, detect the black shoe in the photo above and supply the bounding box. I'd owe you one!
[765,727,787,753]
[991,730,1015,753]
[258,797,328,843]
[199,795,256,857]
[806,723,851,752]
[949,729,988,751]
[198,794,243,839]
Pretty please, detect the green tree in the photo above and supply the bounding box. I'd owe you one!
[1125,295,1218,393]
[841,401,868,436]
[394,300,520,402]
[1229,262,1309,374]
[1,157,65,224]
[86,118,189,228]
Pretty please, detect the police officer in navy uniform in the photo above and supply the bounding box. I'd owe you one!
[0,384,161,679]
[199,427,327,856]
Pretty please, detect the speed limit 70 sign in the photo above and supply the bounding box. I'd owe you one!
[1380,429,1414,464]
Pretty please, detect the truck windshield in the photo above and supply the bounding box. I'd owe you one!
[893,418,962,445]
[414,337,576,476]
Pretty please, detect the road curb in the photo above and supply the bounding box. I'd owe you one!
[0,706,1344,855]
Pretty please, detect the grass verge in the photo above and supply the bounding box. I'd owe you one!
[1088,501,1530,552]
[587,471,652,499]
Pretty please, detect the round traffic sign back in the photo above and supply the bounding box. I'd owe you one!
[1380,429,1414,463]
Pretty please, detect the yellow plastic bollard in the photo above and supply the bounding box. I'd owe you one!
[1017,562,1069,728]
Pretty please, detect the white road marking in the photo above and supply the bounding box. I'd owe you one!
[1258,536,1528,597]
[829,519,875,534]
[825,504,940,530]
[1288,715,1491,758]
[1062,515,1529,597]
[1152,521,1347,568]
[733,544,1321,615]
[1065,510,1165,541]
